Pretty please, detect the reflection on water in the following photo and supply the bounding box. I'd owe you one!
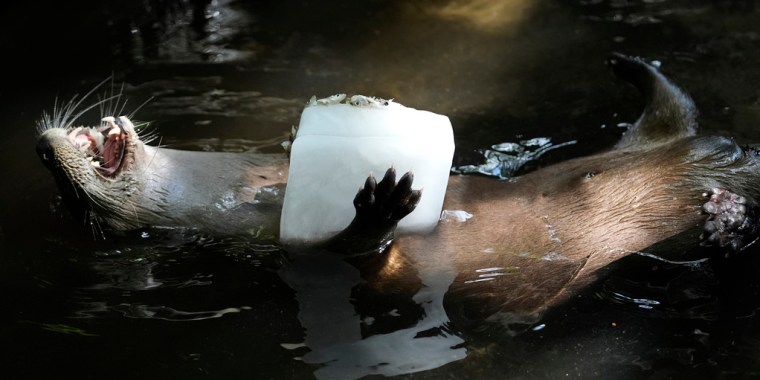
[108,304,251,321]
[281,249,465,380]
[599,255,719,319]
[3,0,760,379]
[125,0,254,64]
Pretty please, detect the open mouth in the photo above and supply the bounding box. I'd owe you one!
[67,117,128,177]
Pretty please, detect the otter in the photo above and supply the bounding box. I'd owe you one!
[35,82,289,238]
[36,54,760,326]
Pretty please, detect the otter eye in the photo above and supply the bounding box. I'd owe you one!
[746,146,760,157]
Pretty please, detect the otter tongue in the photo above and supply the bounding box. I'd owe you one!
[99,127,124,175]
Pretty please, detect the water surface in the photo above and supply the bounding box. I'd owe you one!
[2,0,760,379]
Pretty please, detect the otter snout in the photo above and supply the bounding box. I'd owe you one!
[36,136,56,170]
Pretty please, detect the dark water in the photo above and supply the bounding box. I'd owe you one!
[2,0,760,379]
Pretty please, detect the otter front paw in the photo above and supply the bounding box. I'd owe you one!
[323,167,422,257]
[701,188,760,255]
[353,167,422,227]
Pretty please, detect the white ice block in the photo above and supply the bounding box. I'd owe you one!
[280,94,455,244]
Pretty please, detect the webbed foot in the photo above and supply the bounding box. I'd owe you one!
[323,167,422,256]
[701,188,760,256]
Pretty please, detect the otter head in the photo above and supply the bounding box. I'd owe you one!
[35,83,153,235]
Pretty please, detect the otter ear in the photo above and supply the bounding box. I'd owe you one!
[608,52,698,149]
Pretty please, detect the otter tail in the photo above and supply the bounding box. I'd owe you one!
[607,52,698,149]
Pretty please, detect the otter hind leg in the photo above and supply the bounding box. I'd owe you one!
[701,188,760,256]
[607,52,698,148]
[323,167,422,256]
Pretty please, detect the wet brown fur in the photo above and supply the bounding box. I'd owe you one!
[374,135,760,325]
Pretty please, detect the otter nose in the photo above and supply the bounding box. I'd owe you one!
[36,138,56,169]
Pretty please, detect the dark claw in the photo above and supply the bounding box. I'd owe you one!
[384,172,414,218]
[374,167,397,204]
[391,189,422,221]
[354,174,377,209]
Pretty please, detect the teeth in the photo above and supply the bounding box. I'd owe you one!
[118,116,135,133]
[102,117,118,132]
[102,115,135,134]
[91,128,105,148]
[91,160,101,168]
[108,127,121,136]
